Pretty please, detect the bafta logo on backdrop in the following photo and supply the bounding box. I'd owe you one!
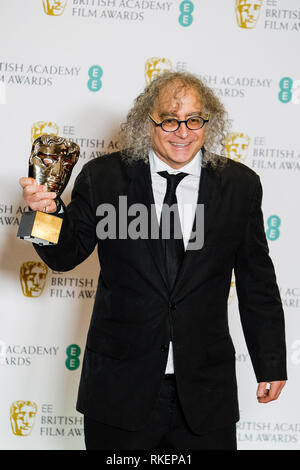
[225,132,250,163]
[31,121,59,143]
[235,0,262,29]
[42,0,68,16]
[20,261,48,298]
[10,401,38,436]
[145,57,172,85]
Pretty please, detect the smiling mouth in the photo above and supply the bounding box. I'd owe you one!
[170,142,191,147]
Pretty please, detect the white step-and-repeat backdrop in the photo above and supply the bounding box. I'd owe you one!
[0,0,299,450]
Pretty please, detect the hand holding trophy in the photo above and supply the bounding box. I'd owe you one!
[18,134,80,245]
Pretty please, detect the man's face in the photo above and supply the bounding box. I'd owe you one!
[149,84,206,169]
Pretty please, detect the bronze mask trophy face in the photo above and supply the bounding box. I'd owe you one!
[17,134,80,245]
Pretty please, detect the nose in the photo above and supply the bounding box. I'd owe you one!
[174,121,189,138]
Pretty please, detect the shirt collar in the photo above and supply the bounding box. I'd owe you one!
[149,147,202,176]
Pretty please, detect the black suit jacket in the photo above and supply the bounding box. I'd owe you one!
[34,150,287,435]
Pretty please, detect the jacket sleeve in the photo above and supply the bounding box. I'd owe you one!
[33,163,97,272]
[234,175,287,383]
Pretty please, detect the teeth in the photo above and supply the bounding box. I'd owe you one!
[171,143,189,147]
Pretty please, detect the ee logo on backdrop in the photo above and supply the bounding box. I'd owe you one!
[266,215,281,241]
[87,66,103,92]
[179,1,194,27]
[278,77,300,104]
[66,344,81,370]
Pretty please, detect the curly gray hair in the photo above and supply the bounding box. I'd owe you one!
[118,71,230,167]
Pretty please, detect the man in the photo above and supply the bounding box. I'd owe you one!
[20,71,287,450]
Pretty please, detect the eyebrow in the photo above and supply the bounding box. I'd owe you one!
[158,111,203,119]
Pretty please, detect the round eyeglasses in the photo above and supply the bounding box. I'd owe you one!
[148,114,209,132]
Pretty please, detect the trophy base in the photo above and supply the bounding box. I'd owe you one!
[17,210,63,246]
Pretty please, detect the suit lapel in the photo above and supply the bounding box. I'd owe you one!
[125,159,169,291]
[171,161,222,296]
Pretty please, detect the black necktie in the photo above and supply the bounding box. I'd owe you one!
[158,171,188,290]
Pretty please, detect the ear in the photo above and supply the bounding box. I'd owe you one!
[147,117,154,139]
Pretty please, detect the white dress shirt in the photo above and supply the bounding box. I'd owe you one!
[148,148,202,373]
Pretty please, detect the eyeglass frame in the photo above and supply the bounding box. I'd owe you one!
[148,113,210,132]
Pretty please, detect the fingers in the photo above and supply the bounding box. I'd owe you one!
[19,177,36,188]
[257,381,286,404]
[257,382,268,401]
[31,198,57,213]
[19,177,57,213]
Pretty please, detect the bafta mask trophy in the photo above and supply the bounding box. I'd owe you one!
[17,134,80,245]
